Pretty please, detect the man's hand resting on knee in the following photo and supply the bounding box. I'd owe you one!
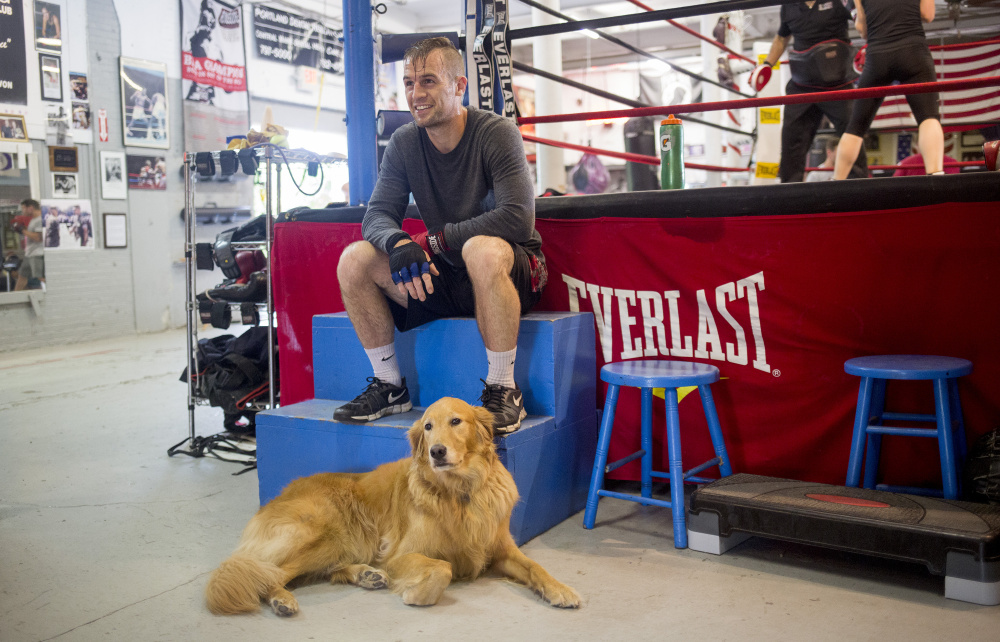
[390,238,439,302]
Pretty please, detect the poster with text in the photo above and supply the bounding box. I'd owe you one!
[180,0,250,152]
[0,0,28,105]
[40,199,95,250]
[251,4,343,74]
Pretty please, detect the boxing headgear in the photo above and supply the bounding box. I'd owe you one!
[853,45,866,76]
[984,140,999,172]
[748,63,772,92]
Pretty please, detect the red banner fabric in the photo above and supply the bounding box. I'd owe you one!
[181,53,248,92]
[273,204,1000,488]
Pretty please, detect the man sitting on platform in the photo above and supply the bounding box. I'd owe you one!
[334,37,547,434]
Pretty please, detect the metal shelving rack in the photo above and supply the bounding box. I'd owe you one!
[169,146,346,467]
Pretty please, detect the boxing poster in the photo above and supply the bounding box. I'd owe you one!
[180,0,250,153]
[0,0,28,105]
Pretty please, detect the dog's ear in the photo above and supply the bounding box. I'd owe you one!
[472,406,495,444]
[408,416,427,459]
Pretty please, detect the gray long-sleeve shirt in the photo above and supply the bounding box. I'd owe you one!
[362,106,542,266]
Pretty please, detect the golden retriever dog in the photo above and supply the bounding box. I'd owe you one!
[206,397,581,615]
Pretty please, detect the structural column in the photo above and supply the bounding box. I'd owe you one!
[532,0,565,194]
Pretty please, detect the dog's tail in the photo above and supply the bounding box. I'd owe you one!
[205,554,284,614]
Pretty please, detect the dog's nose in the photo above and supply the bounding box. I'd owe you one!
[430,444,447,461]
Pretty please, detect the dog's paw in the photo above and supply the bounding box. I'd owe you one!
[357,569,388,590]
[270,595,299,617]
[540,582,581,609]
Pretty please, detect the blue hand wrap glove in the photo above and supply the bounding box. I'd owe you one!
[389,241,430,285]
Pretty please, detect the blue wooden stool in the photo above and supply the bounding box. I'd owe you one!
[583,361,733,548]
[845,355,973,500]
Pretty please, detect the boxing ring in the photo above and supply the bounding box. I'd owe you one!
[283,0,1000,488]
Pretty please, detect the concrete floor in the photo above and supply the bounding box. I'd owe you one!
[1,329,997,641]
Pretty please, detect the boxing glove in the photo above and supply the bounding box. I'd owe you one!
[985,140,999,172]
[853,45,866,76]
[748,63,772,92]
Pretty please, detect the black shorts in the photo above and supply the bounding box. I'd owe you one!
[846,42,940,137]
[387,243,547,332]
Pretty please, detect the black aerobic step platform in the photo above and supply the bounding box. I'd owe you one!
[687,473,1000,606]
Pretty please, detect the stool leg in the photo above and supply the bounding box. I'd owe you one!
[698,383,733,477]
[584,384,620,529]
[863,379,886,490]
[664,387,687,548]
[846,376,874,488]
[640,387,654,501]
[934,378,959,500]
[949,378,968,464]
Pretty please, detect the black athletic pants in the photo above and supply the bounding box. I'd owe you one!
[780,80,868,182]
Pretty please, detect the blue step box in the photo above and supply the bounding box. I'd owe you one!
[256,311,598,545]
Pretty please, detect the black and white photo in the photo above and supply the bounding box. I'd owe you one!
[119,57,169,149]
[100,151,127,200]
[52,173,78,198]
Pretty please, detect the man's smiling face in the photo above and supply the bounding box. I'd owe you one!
[403,50,464,130]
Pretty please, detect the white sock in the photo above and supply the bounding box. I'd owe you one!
[931,171,945,176]
[486,348,517,388]
[365,344,402,387]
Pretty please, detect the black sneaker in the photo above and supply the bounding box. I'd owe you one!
[479,380,527,434]
[334,377,412,424]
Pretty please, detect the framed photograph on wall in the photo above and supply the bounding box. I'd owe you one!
[52,172,78,198]
[119,57,169,149]
[0,114,29,141]
[39,53,62,101]
[126,154,167,190]
[33,1,62,55]
[99,151,127,200]
[40,199,95,250]
[48,146,77,172]
[103,213,127,249]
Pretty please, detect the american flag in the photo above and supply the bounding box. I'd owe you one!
[873,39,1000,128]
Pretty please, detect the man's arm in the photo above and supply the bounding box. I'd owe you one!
[855,0,867,39]
[22,228,42,243]
[764,34,789,67]
[438,118,535,249]
[920,0,935,23]
[361,134,413,254]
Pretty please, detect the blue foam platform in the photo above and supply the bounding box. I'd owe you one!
[256,398,597,545]
[312,312,596,426]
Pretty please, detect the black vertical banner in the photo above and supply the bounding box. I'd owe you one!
[0,0,28,105]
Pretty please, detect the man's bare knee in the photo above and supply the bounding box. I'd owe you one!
[338,241,380,286]
[463,236,513,280]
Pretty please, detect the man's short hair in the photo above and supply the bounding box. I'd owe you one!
[825,137,839,153]
[20,198,40,210]
[403,37,465,82]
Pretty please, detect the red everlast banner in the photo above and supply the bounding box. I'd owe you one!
[271,202,1000,489]
[180,0,250,152]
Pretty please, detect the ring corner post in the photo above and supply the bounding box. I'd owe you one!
[344,0,378,205]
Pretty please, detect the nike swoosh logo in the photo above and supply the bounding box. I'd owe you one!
[513,393,522,406]
[387,391,405,403]
[381,355,395,361]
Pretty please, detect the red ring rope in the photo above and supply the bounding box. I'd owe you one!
[522,133,986,174]
[518,76,1000,125]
